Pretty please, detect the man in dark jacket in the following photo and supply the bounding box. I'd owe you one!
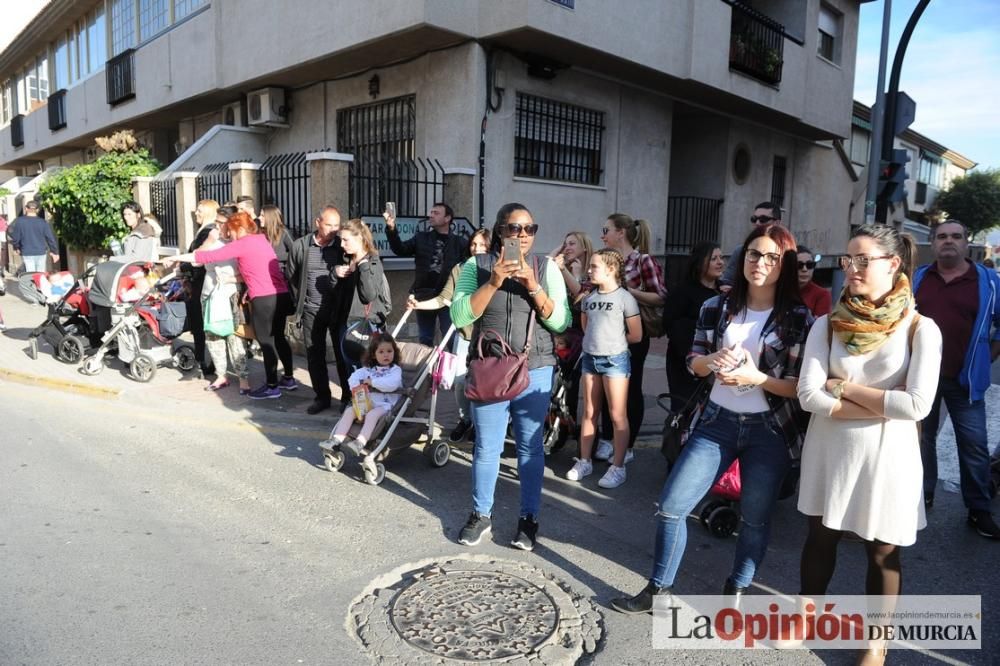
[287,205,345,414]
[9,201,59,274]
[386,202,465,346]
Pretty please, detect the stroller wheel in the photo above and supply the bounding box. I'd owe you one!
[363,461,386,486]
[699,500,726,528]
[129,354,157,383]
[56,335,87,364]
[173,346,197,372]
[323,449,346,473]
[81,356,104,376]
[707,505,739,539]
[425,441,450,468]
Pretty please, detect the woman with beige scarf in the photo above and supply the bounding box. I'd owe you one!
[795,225,942,665]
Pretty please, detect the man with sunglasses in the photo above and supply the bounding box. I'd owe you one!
[796,244,831,316]
[385,202,466,346]
[913,220,1000,539]
[720,202,782,288]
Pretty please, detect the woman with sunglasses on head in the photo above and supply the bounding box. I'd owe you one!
[795,226,941,665]
[450,204,570,552]
[612,223,813,615]
[796,245,832,317]
[596,214,667,461]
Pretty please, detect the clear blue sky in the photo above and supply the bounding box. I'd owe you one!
[854,0,1000,171]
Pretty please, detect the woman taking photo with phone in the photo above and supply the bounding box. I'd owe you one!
[612,223,812,614]
[795,226,941,665]
[450,203,570,552]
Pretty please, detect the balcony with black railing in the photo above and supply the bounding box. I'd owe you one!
[48,90,67,131]
[728,2,785,86]
[10,114,24,148]
[106,49,136,106]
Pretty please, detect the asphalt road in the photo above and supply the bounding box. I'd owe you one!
[1,382,995,665]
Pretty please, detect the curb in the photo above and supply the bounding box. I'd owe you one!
[0,366,123,399]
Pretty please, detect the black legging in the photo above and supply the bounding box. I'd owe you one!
[600,334,650,448]
[800,516,902,597]
[251,292,294,387]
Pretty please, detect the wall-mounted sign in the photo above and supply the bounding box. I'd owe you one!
[364,217,479,261]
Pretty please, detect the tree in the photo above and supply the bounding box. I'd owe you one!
[36,131,160,250]
[934,168,1000,237]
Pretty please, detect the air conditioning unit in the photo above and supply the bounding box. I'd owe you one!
[221,101,246,127]
[247,87,288,127]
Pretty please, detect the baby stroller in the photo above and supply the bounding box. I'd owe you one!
[319,309,457,485]
[23,266,100,364]
[79,261,196,382]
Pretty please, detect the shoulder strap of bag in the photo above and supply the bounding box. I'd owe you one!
[908,312,921,352]
[521,255,540,353]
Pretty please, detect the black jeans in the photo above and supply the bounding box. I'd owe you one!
[601,335,650,448]
[301,305,339,403]
[251,292,294,387]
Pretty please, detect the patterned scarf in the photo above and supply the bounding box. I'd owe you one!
[829,273,913,355]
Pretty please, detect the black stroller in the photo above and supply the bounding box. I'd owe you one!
[24,265,101,364]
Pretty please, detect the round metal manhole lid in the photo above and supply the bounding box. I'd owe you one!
[347,556,604,665]
[389,569,560,661]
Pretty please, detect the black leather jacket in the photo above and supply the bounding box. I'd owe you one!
[386,226,466,299]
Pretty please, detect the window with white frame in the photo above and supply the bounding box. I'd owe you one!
[1,81,11,125]
[139,0,169,41]
[849,126,869,165]
[174,0,207,20]
[111,0,137,55]
[54,37,70,90]
[88,6,107,72]
[919,152,944,188]
[818,3,842,64]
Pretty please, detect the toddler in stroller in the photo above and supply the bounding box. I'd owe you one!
[24,265,100,363]
[79,260,196,381]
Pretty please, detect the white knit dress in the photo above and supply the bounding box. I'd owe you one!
[796,311,942,546]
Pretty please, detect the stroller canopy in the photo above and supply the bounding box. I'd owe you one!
[89,260,147,308]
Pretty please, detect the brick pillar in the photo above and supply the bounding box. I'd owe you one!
[174,172,200,252]
[131,176,153,214]
[443,167,477,228]
[229,162,261,203]
[305,151,353,217]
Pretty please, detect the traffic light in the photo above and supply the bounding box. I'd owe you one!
[878,148,910,204]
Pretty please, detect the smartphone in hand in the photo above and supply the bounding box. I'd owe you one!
[502,237,523,269]
[385,201,396,219]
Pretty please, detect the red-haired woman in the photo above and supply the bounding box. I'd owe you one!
[612,224,813,613]
[164,211,296,399]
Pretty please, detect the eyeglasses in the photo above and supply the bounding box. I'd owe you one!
[501,223,539,237]
[750,215,776,225]
[746,249,781,267]
[935,232,965,241]
[797,261,816,270]
[839,255,893,271]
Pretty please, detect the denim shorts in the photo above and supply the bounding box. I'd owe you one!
[580,351,631,378]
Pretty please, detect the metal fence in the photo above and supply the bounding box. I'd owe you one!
[195,162,232,208]
[257,151,311,239]
[665,196,723,254]
[150,178,178,247]
[348,157,444,219]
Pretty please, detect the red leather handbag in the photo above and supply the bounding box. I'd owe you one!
[465,316,535,404]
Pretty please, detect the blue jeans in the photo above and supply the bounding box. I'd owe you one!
[651,401,790,589]
[22,255,47,273]
[452,336,471,421]
[417,307,451,347]
[470,366,553,518]
[920,377,992,511]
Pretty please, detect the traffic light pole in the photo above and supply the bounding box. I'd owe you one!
[865,0,892,226]
[875,0,932,224]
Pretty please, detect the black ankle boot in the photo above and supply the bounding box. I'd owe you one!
[723,580,749,609]
[611,582,670,615]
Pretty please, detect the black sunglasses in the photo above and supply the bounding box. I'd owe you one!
[501,223,539,237]
[797,261,816,270]
[750,215,775,224]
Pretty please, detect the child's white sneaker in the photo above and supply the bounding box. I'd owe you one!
[566,458,593,481]
[594,439,613,461]
[598,465,627,489]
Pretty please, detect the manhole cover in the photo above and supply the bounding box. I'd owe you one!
[347,556,603,665]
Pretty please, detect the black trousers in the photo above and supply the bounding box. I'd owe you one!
[301,305,340,403]
[186,281,212,373]
[250,292,294,386]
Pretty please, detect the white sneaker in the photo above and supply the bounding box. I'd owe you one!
[566,458,593,481]
[623,449,635,465]
[598,465,627,489]
[594,439,613,461]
